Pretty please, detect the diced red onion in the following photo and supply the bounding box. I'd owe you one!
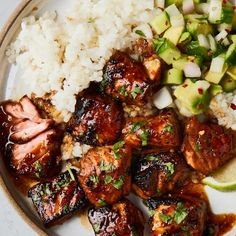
[183,0,195,14]
[198,34,210,49]
[153,87,173,109]
[184,62,201,78]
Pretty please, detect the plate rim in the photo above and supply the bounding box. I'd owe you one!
[0,0,47,235]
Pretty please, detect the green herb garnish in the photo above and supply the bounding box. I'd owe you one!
[113,176,125,189]
[63,205,69,213]
[174,202,189,224]
[90,175,99,184]
[135,30,146,37]
[163,124,174,133]
[100,160,116,173]
[131,85,143,99]
[130,121,145,133]
[159,213,173,224]
[164,162,175,178]
[113,141,125,160]
[146,155,159,161]
[139,130,149,146]
[195,143,202,152]
[119,85,128,96]
[67,165,75,181]
[93,223,100,233]
[104,175,113,184]
[98,198,107,206]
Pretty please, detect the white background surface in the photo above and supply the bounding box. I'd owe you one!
[0,1,36,235]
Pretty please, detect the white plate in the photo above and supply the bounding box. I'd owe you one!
[0,1,235,235]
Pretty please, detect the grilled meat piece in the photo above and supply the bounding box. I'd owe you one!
[102,51,159,106]
[147,196,207,236]
[77,143,132,206]
[88,199,144,236]
[67,92,124,146]
[182,117,233,175]
[133,151,190,199]
[122,109,181,149]
[8,129,62,178]
[28,170,87,226]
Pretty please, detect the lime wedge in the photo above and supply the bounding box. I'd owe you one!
[203,157,236,192]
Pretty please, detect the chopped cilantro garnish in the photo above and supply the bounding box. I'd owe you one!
[131,85,143,99]
[146,155,159,161]
[90,175,99,184]
[113,141,125,160]
[34,161,42,178]
[149,209,156,217]
[45,186,51,196]
[130,121,145,133]
[63,205,69,213]
[174,202,189,224]
[119,85,128,96]
[66,165,75,181]
[135,30,146,37]
[159,213,173,223]
[139,130,149,146]
[104,175,113,184]
[163,124,174,133]
[164,162,175,178]
[98,198,107,206]
[100,72,109,93]
[195,143,202,152]
[93,223,100,233]
[113,176,125,189]
[100,160,116,173]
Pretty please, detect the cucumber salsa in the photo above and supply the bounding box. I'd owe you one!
[149,0,236,115]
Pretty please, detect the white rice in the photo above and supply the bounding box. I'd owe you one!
[210,91,236,131]
[6,0,157,122]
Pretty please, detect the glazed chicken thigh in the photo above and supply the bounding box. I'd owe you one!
[88,199,144,236]
[182,117,233,175]
[77,142,132,206]
[133,151,190,199]
[67,90,124,146]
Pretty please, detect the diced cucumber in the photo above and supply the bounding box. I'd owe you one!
[227,66,236,80]
[226,43,236,65]
[220,74,236,92]
[208,0,222,24]
[163,68,183,85]
[209,84,223,97]
[174,79,211,114]
[150,12,171,35]
[205,64,228,84]
[163,26,184,45]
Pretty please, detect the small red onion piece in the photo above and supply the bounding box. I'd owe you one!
[184,62,201,78]
[183,0,195,14]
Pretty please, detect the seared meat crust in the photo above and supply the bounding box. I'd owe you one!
[102,51,158,106]
[147,196,207,236]
[122,109,181,149]
[133,151,190,199]
[67,92,124,146]
[28,170,87,227]
[88,199,144,236]
[77,143,132,206]
[182,117,233,174]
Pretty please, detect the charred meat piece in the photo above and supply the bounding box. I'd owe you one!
[122,109,181,149]
[102,51,159,106]
[67,92,124,146]
[182,117,233,175]
[8,129,62,178]
[133,151,190,199]
[147,196,207,236]
[77,142,132,206]
[88,199,144,236]
[28,170,87,227]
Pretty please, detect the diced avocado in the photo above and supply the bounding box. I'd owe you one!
[163,26,184,45]
[227,66,236,80]
[172,55,203,70]
[229,35,236,43]
[205,64,228,84]
[174,79,211,115]
[163,68,183,85]
[220,74,236,92]
[226,43,236,65]
[154,38,181,65]
[150,12,170,35]
[186,19,213,40]
[209,84,223,97]
[166,0,182,7]
[178,32,192,47]
[186,41,210,60]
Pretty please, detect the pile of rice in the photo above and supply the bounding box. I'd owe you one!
[210,91,236,131]
[6,0,158,122]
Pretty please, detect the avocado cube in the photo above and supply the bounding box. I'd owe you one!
[172,55,202,71]
[226,43,236,66]
[220,74,236,92]
[163,68,183,85]
[163,26,184,45]
[229,35,236,43]
[205,65,228,84]
[209,84,223,97]
[150,12,171,35]
[174,79,211,115]
[227,66,236,80]
[166,0,182,7]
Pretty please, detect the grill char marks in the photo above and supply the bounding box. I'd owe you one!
[88,199,144,236]
[28,170,88,227]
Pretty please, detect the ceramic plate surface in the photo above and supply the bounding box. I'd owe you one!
[0,1,236,235]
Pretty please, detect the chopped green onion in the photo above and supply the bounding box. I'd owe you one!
[135,30,146,37]
[66,165,75,181]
